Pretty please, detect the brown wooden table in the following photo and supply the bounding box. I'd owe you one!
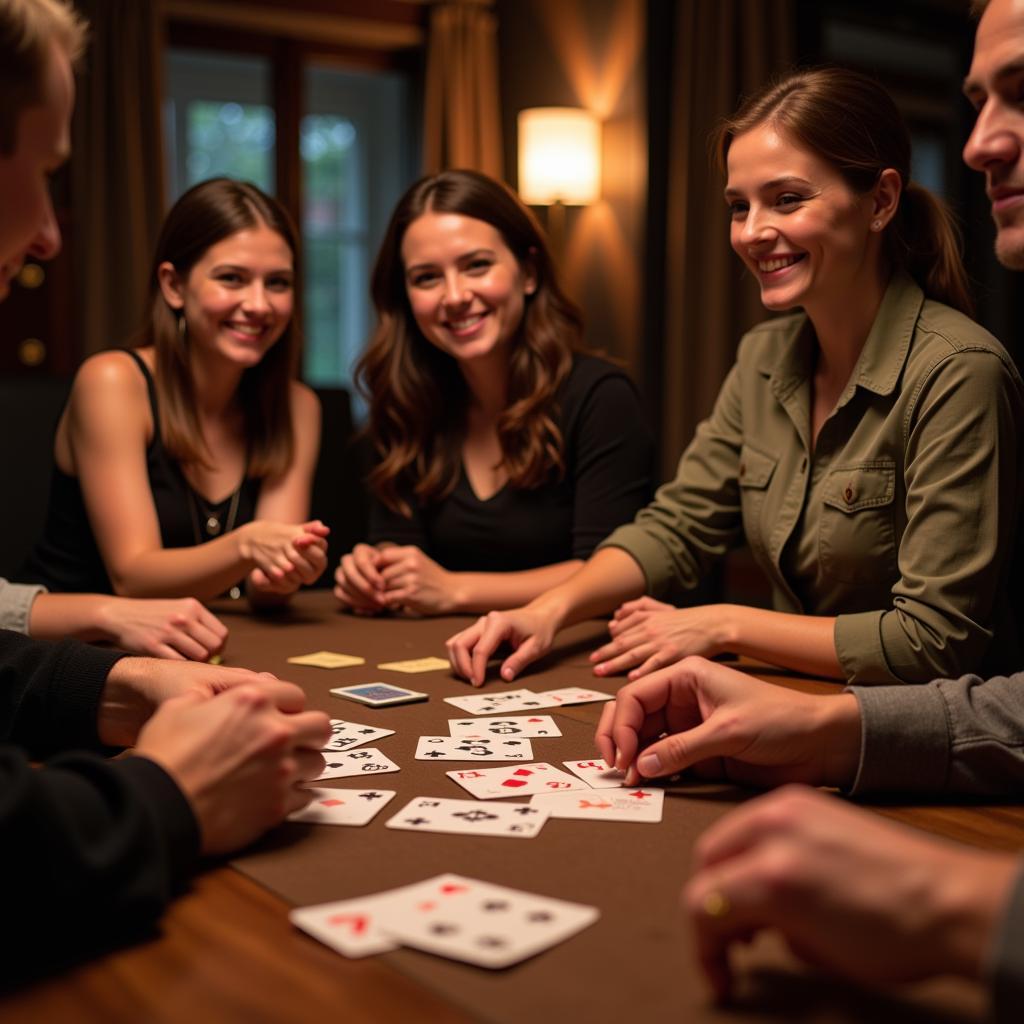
[5,591,1023,1024]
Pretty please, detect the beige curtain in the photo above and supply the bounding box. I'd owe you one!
[657,0,794,478]
[423,0,503,178]
[72,0,165,355]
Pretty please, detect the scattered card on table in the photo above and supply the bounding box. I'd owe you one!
[290,874,481,959]
[415,735,534,761]
[288,787,396,826]
[314,747,400,781]
[536,686,614,707]
[448,715,562,738]
[287,650,365,669]
[324,718,396,752]
[529,787,664,822]
[331,683,428,707]
[373,874,599,969]
[443,689,556,716]
[447,762,591,800]
[385,797,548,838]
[562,758,627,789]
[377,657,451,673]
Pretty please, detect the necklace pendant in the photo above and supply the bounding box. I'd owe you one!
[206,515,222,535]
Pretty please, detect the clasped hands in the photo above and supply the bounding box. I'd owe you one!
[334,542,455,616]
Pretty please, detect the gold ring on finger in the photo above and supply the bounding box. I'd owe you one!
[702,889,731,919]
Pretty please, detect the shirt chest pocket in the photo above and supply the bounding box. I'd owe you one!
[738,443,778,560]
[819,460,898,585]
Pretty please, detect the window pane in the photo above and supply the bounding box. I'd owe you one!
[301,63,415,393]
[186,101,274,191]
[164,50,274,202]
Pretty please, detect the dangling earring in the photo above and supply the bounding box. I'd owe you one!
[177,312,188,343]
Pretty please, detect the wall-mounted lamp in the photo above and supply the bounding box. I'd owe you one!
[517,107,601,206]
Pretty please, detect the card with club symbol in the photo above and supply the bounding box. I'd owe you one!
[313,747,400,781]
[385,797,549,838]
[447,715,562,738]
[287,788,397,826]
[414,736,534,761]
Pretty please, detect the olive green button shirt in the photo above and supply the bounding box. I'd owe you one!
[601,272,1024,683]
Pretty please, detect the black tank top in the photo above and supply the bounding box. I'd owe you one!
[20,350,260,593]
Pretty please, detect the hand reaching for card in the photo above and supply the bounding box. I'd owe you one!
[595,655,862,788]
[135,685,330,855]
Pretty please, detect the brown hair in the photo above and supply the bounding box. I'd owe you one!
[0,0,86,154]
[143,177,301,479]
[358,169,584,517]
[715,67,973,316]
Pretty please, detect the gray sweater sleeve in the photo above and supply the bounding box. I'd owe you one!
[848,673,1024,796]
[0,578,45,635]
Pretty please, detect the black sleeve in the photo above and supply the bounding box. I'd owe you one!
[567,371,655,559]
[0,628,127,758]
[1,748,200,987]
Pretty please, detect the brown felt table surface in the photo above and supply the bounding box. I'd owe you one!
[6,590,1024,1024]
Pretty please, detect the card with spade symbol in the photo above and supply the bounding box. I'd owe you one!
[287,787,397,826]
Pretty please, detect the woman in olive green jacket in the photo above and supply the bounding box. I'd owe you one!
[447,67,1024,688]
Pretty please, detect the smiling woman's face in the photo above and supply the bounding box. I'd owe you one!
[401,211,536,365]
[725,124,877,316]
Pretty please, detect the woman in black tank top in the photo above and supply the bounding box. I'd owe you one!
[23,179,327,604]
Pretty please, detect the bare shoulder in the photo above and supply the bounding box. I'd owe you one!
[290,379,321,424]
[67,349,151,437]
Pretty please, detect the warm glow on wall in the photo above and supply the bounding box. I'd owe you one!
[517,107,601,205]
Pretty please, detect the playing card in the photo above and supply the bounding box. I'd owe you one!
[385,797,548,838]
[561,758,628,789]
[448,715,562,738]
[288,788,397,826]
[415,735,534,761]
[331,683,429,707]
[287,650,365,669]
[535,686,614,707]
[446,763,591,800]
[313,747,400,781]
[443,689,556,715]
[377,657,451,673]
[373,875,599,968]
[323,718,396,752]
[289,874,476,958]
[529,788,664,822]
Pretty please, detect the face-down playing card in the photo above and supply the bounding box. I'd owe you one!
[287,788,397,826]
[372,874,600,969]
[446,763,591,800]
[385,797,549,838]
[314,747,400,781]
[529,787,664,822]
[415,736,534,761]
[323,718,396,752]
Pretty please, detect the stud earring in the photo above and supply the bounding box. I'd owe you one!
[871,220,882,231]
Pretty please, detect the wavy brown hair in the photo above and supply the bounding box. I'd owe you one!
[715,67,973,316]
[141,178,301,480]
[358,169,584,517]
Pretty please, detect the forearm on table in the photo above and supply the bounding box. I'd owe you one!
[723,606,844,679]
[528,548,646,629]
[28,592,121,642]
[448,561,584,613]
[105,531,252,600]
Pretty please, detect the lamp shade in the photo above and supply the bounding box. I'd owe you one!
[517,107,601,205]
